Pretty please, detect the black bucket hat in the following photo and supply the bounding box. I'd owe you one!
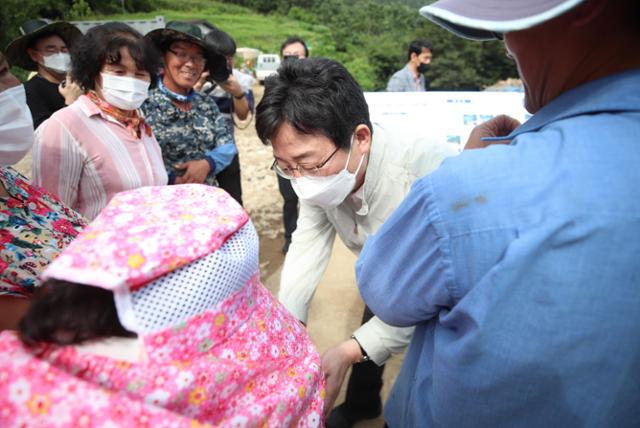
[5,19,82,71]
[146,20,230,82]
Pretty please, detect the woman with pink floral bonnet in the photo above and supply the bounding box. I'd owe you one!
[0,184,325,427]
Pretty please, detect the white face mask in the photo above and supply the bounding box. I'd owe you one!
[42,52,71,74]
[291,135,365,209]
[0,85,34,166]
[100,73,150,110]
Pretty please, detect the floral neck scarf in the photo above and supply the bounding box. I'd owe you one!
[87,91,151,139]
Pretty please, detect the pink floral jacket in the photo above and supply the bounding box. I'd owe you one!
[0,274,325,427]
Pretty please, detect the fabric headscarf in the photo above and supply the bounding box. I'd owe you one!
[0,185,325,427]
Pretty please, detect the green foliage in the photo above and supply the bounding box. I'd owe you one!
[69,0,93,19]
[1,0,518,90]
[0,0,155,56]
[1,0,67,52]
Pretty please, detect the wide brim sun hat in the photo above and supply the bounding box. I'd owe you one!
[146,20,230,82]
[5,19,82,70]
[419,0,586,40]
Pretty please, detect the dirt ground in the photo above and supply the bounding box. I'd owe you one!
[15,85,402,426]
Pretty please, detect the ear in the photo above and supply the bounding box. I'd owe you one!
[27,48,40,63]
[353,124,372,156]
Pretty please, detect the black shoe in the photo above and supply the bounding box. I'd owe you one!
[326,402,382,428]
[282,238,291,254]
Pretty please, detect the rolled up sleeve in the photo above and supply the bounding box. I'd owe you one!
[357,176,455,327]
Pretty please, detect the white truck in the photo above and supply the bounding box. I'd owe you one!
[255,54,280,84]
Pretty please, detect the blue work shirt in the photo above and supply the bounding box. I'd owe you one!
[357,69,640,428]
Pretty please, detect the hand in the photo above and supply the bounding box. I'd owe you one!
[464,114,521,150]
[58,75,84,105]
[320,339,362,417]
[218,75,245,99]
[193,70,210,93]
[173,159,211,184]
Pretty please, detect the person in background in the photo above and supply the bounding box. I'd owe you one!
[386,38,433,92]
[357,0,640,426]
[240,59,256,78]
[256,57,457,428]
[195,27,256,206]
[0,184,325,426]
[0,51,86,330]
[5,19,82,128]
[58,72,85,106]
[142,21,236,188]
[277,36,309,254]
[32,22,168,221]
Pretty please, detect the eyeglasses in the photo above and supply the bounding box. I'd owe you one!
[168,48,205,66]
[492,32,504,41]
[271,146,341,179]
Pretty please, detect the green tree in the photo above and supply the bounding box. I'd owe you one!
[68,0,92,19]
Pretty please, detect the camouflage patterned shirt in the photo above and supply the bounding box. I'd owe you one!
[142,88,237,186]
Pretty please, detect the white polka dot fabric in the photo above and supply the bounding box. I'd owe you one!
[124,220,259,333]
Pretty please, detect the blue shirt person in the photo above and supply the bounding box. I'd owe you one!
[357,0,640,426]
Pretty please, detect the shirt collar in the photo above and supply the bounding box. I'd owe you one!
[354,123,385,216]
[76,94,146,136]
[495,69,640,143]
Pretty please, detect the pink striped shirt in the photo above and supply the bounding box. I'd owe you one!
[32,95,168,220]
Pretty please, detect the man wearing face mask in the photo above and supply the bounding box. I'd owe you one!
[256,57,457,427]
[5,19,82,128]
[386,39,433,92]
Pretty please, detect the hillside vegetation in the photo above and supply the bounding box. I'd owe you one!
[1,0,518,91]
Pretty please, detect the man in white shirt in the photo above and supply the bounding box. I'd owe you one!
[255,57,456,427]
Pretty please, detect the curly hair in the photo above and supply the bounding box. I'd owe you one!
[18,279,135,347]
[70,22,162,90]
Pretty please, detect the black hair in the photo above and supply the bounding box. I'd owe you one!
[18,279,135,348]
[407,38,433,61]
[70,22,161,90]
[256,57,372,150]
[204,28,236,57]
[280,36,309,58]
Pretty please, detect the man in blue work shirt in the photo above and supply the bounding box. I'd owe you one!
[357,0,640,427]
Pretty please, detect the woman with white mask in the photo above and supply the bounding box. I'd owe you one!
[0,51,87,330]
[5,19,82,128]
[32,22,168,221]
